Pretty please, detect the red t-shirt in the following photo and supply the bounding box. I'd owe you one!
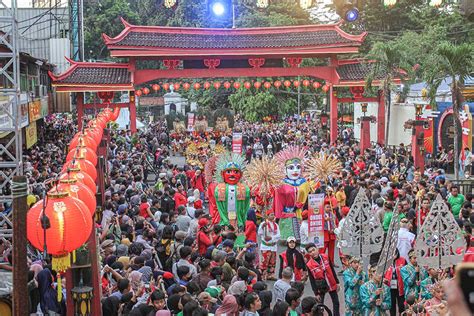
[139,202,150,219]
[197,231,213,255]
[245,220,257,243]
[174,192,187,210]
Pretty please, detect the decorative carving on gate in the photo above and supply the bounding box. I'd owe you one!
[349,86,365,99]
[162,59,181,70]
[248,58,265,69]
[376,201,401,276]
[340,188,384,260]
[204,59,221,69]
[286,57,302,68]
[415,194,466,270]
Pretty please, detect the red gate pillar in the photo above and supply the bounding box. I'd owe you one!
[329,86,338,144]
[129,91,137,133]
[77,92,84,131]
[377,90,385,145]
[360,117,371,153]
[412,121,425,173]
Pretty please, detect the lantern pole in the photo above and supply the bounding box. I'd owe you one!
[12,175,28,316]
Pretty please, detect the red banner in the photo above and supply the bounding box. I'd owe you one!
[308,193,325,248]
[232,132,243,154]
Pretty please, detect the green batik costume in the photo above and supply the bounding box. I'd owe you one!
[360,280,391,316]
[400,263,428,298]
[343,268,368,315]
[420,277,437,300]
[214,182,250,229]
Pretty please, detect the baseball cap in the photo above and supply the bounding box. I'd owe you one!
[287,236,297,243]
[205,287,221,298]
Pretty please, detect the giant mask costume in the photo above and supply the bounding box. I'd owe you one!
[211,152,250,229]
[273,145,311,240]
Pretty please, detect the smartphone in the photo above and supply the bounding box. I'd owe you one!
[456,262,474,312]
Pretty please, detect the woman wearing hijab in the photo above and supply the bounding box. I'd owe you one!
[37,268,62,315]
[278,236,306,281]
[258,290,273,316]
[215,295,240,316]
[245,208,257,243]
[129,270,144,293]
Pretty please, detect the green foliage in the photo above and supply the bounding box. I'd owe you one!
[84,0,140,60]
[229,88,298,122]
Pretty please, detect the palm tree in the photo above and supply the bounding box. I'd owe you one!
[366,42,410,146]
[425,42,474,180]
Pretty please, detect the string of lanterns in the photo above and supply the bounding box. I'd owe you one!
[135,79,330,96]
[26,106,121,301]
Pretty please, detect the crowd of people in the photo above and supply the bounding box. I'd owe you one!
[1,113,473,316]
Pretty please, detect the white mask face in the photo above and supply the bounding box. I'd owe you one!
[285,160,302,180]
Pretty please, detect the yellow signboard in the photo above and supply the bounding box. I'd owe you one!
[25,121,37,149]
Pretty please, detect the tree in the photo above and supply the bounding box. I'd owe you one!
[423,43,474,179]
[365,42,411,145]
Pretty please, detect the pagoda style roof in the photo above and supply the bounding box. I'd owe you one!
[48,58,133,92]
[103,18,367,58]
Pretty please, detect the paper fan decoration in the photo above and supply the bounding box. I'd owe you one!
[244,155,284,199]
[305,153,342,182]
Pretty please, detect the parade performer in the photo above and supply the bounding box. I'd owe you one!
[423,283,448,315]
[278,236,306,281]
[383,250,406,316]
[274,145,311,240]
[343,257,367,316]
[400,250,428,299]
[305,243,340,316]
[463,236,474,262]
[258,210,280,280]
[360,266,391,316]
[420,267,441,300]
[321,200,338,264]
[210,152,250,230]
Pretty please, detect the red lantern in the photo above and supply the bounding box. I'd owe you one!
[69,135,98,152]
[163,83,170,91]
[312,82,321,89]
[27,192,92,259]
[302,79,310,87]
[204,82,211,89]
[173,83,180,91]
[111,107,120,121]
[59,169,96,193]
[224,81,231,89]
[52,180,96,215]
[264,82,272,89]
[254,81,262,89]
[66,146,98,166]
[322,84,330,92]
[183,82,191,90]
[214,82,221,89]
[284,80,291,88]
[194,83,201,90]
[135,90,142,96]
[101,108,113,118]
[233,82,241,89]
[274,80,282,88]
[293,80,300,88]
[244,82,251,89]
[62,158,97,181]
[82,128,102,145]
[152,84,160,92]
[142,87,150,95]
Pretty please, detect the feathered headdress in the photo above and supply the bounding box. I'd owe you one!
[275,145,308,168]
[214,152,247,183]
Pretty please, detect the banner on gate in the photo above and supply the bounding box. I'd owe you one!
[308,193,325,248]
[187,113,195,131]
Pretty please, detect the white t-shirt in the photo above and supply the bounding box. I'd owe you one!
[397,228,415,260]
